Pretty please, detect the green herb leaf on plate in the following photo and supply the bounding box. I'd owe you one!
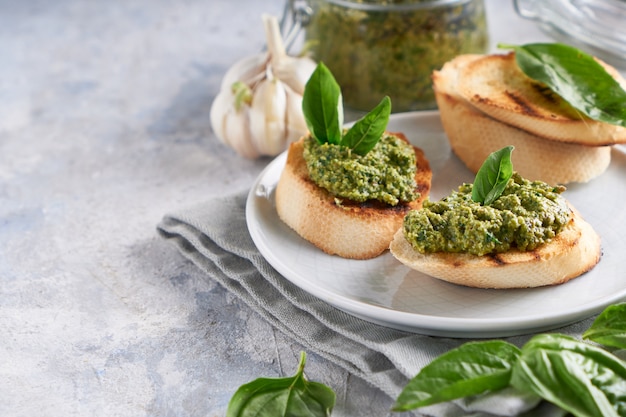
[302,62,344,145]
[511,334,626,417]
[499,43,626,128]
[583,303,626,350]
[393,341,521,411]
[472,146,514,205]
[341,95,391,155]
[226,351,336,417]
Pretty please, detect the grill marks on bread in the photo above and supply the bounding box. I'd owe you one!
[457,52,626,144]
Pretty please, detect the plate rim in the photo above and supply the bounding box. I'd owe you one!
[245,111,626,337]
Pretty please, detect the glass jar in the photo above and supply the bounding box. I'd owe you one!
[283,0,489,112]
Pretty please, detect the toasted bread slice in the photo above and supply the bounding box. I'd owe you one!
[456,52,626,145]
[275,134,432,259]
[432,54,612,184]
[389,206,601,289]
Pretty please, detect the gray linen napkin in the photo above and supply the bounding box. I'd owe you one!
[157,190,591,417]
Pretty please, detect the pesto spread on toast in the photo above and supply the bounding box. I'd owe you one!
[403,173,570,256]
[303,133,418,206]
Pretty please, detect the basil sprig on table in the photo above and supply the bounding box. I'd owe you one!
[394,340,522,409]
[583,303,626,349]
[228,303,626,417]
[471,145,514,205]
[302,62,391,156]
[499,42,626,128]
[394,302,626,417]
[510,334,626,417]
[226,352,335,417]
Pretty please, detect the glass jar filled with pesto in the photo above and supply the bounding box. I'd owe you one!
[290,0,488,112]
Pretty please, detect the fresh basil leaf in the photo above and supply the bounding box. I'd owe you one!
[471,146,514,205]
[341,96,391,156]
[393,341,520,411]
[499,43,626,128]
[511,334,626,417]
[583,303,626,350]
[226,352,336,417]
[302,62,344,145]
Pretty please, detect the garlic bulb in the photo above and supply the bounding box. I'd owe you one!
[210,14,316,159]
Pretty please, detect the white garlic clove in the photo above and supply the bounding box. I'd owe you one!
[210,86,260,159]
[222,106,261,159]
[284,84,308,144]
[262,13,316,96]
[220,52,268,91]
[249,77,288,156]
[273,56,317,96]
[209,90,231,145]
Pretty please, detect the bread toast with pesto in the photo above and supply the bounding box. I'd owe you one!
[389,205,601,289]
[275,133,432,260]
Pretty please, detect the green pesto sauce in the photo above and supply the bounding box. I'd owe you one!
[303,133,418,206]
[403,173,570,256]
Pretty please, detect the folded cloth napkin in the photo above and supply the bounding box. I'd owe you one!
[157,190,591,417]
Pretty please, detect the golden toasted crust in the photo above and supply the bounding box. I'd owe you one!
[455,52,626,145]
[275,134,432,259]
[389,206,601,289]
[432,54,612,184]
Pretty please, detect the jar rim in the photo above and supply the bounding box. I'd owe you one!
[322,0,473,12]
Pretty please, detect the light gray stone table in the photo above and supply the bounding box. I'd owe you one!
[1,1,558,416]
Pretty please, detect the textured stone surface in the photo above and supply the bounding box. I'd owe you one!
[1,1,551,416]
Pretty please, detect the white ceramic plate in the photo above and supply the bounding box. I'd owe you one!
[246,111,626,338]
